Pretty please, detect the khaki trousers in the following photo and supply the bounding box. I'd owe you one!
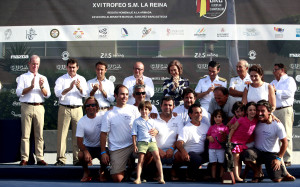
[273,106,294,162]
[56,105,83,164]
[21,103,45,161]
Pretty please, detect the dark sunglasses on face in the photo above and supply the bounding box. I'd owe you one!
[135,92,146,95]
[85,104,96,108]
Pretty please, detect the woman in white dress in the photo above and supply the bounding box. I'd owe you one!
[242,64,276,112]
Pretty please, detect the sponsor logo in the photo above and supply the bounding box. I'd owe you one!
[107,64,122,71]
[154,87,164,93]
[289,53,300,58]
[10,55,29,59]
[4,29,12,40]
[194,28,206,38]
[166,28,184,36]
[197,64,209,69]
[100,53,112,58]
[194,53,218,58]
[108,75,116,83]
[151,77,169,81]
[121,28,128,37]
[243,28,259,37]
[99,26,108,38]
[10,89,16,94]
[290,64,300,70]
[274,27,284,38]
[248,50,256,60]
[26,28,37,40]
[50,29,60,38]
[142,27,152,38]
[12,101,21,107]
[73,28,84,39]
[11,111,21,118]
[296,28,300,37]
[56,65,67,71]
[61,51,69,61]
[217,27,229,37]
[196,0,227,19]
[294,99,300,104]
[150,64,168,71]
[296,75,300,82]
[10,65,28,72]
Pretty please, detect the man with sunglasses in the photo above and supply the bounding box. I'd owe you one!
[270,63,296,167]
[76,96,108,182]
[133,84,158,114]
[123,61,154,105]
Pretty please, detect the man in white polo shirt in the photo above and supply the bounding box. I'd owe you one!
[173,88,210,126]
[271,63,296,167]
[76,96,108,182]
[100,84,140,182]
[54,58,88,166]
[123,61,154,105]
[242,100,295,183]
[16,55,51,166]
[174,104,210,180]
[87,61,114,111]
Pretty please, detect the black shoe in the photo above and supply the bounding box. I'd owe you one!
[54,161,65,166]
[73,161,81,166]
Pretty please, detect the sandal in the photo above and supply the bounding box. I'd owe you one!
[80,176,92,182]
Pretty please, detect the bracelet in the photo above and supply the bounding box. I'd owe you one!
[101,151,107,155]
[169,147,174,150]
[276,157,281,161]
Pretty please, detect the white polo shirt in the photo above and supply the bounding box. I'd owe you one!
[254,120,286,153]
[153,114,184,150]
[177,122,210,154]
[173,104,211,126]
[101,104,140,151]
[76,111,106,147]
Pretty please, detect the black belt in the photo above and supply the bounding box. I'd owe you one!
[24,102,43,106]
[60,104,82,109]
[276,106,292,110]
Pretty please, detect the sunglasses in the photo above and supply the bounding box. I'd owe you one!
[135,92,146,95]
[85,104,96,108]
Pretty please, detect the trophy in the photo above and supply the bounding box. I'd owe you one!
[216,136,239,184]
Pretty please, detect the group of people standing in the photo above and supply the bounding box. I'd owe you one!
[16,55,296,183]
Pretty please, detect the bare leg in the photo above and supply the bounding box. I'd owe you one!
[219,165,224,178]
[233,153,243,181]
[211,162,217,179]
[134,153,145,184]
[111,172,125,183]
[152,150,165,184]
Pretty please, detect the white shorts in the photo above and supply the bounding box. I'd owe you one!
[209,149,225,163]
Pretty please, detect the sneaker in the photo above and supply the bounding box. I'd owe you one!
[54,161,65,166]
